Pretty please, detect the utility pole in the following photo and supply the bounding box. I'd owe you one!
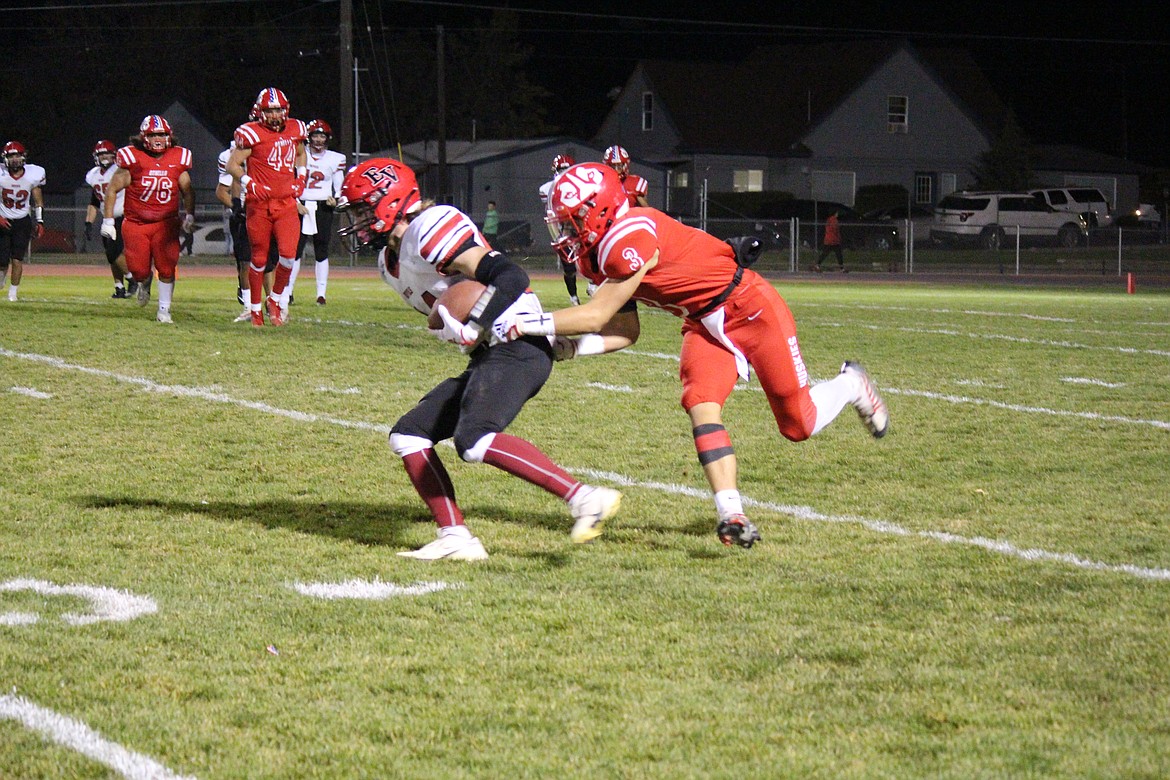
[338,0,354,163]
[437,24,448,203]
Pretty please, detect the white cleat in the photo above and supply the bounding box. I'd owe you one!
[569,485,622,544]
[233,308,252,323]
[841,361,889,438]
[397,533,488,561]
[156,310,173,324]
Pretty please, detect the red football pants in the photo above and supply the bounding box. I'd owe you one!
[246,198,299,304]
[123,217,180,281]
[679,272,818,442]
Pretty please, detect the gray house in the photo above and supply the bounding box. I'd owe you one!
[594,40,1141,216]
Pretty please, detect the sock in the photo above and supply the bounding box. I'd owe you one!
[271,258,294,297]
[315,258,329,298]
[439,524,472,539]
[288,257,302,294]
[714,489,744,520]
[157,281,174,312]
[248,266,264,305]
[480,433,579,500]
[114,281,125,290]
[809,373,858,435]
[7,284,17,301]
[401,449,464,529]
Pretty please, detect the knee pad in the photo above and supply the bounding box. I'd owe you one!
[390,432,433,458]
[456,432,495,463]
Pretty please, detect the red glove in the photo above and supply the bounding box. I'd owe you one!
[0,216,10,230]
[33,222,44,239]
[290,177,305,199]
[240,175,269,201]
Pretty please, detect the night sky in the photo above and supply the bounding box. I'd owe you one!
[7,0,1170,177]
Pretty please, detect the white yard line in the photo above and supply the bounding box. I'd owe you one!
[291,579,459,599]
[3,345,1168,581]
[0,693,196,780]
[10,386,52,399]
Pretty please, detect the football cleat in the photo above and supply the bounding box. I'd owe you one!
[233,308,252,323]
[840,361,889,438]
[136,281,150,307]
[236,286,245,305]
[716,514,761,548]
[111,287,128,299]
[266,297,286,326]
[397,533,488,561]
[156,310,173,324]
[250,310,264,327]
[316,296,326,306]
[568,485,622,544]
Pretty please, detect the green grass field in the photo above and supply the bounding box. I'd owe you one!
[1,269,1168,778]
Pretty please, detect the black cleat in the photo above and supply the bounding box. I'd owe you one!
[112,287,128,299]
[716,514,761,549]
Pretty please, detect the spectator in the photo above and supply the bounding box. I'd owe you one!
[814,210,846,272]
[483,200,500,247]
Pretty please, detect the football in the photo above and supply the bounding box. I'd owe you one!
[427,280,486,329]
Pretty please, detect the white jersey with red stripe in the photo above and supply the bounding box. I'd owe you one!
[302,148,346,202]
[0,163,46,220]
[389,204,545,346]
[85,164,124,218]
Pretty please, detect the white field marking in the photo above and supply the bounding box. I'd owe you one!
[5,346,1170,580]
[291,579,460,599]
[953,379,1006,389]
[805,319,1170,358]
[572,469,1170,581]
[10,386,52,399]
[0,579,158,625]
[586,382,635,393]
[0,347,393,435]
[0,693,196,780]
[802,301,1079,323]
[315,385,363,395]
[1061,377,1127,388]
[882,387,1170,431]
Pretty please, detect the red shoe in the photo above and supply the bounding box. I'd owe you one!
[250,310,264,327]
[266,297,286,326]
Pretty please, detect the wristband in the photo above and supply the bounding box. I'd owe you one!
[102,217,115,228]
[240,174,252,188]
[574,333,606,356]
[296,167,307,179]
[34,206,43,222]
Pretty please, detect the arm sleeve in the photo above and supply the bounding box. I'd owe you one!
[469,250,530,328]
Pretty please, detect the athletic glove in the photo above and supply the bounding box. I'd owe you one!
[182,214,195,234]
[290,178,305,199]
[100,217,117,241]
[84,221,94,240]
[0,216,9,230]
[429,304,485,353]
[551,336,577,361]
[33,222,44,239]
[240,175,269,201]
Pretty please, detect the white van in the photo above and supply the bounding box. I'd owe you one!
[932,192,1088,249]
[1029,187,1113,228]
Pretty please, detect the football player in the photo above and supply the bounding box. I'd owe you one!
[507,162,890,549]
[227,87,308,326]
[0,141,46,302]
[601,145,649,208]
[102,115,195,323]
[84,140,131,298]
[538,153,581,304]
[337,158,628,560]
[289,119,346,306]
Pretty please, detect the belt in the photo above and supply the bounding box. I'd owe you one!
[689,265,744,320]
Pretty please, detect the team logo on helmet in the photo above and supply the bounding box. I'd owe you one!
[255,88,290,130]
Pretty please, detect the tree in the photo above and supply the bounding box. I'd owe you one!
[970,111,1035,191]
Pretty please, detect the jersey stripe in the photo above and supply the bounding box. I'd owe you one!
[597,215,657,276]
[418,209,483,269]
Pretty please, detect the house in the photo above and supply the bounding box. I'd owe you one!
[388,138,667,249]
[593,40,1142,217]
[1030,144,1150,217]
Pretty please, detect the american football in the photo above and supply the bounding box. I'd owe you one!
[427,280,486,329]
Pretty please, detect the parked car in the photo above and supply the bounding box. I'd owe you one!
[932,191,1087,249]
[862,205,934,248]
[753,199,898,250]
[1115,203,1162,229]
[1029,187,1113,228]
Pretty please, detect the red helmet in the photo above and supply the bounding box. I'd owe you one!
[307,119,332,139]
[602,145,630,176]
[139,115,172,152]
[249,102,262,122]
[337,158,421,249]
[92,139,116,165]
[546,162,627,260]
[551,153,575,175]
[255,87,290,130]
[3,141,27,170]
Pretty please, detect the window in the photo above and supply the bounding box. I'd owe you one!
[642,92,653,131]
[887,95,908,133]
[672,171,689,188]
[1047,190,1069,205]
[914,174,932,204]
[732,169,763,192]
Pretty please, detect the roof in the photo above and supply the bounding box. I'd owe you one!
[638,40,1006,156]
[393,138,585,167]
[1032,144,1153,175]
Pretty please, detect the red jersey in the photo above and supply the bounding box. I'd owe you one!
[115,145,192,223]
[584,207,739,318]
[622,174,648,206]
[233,119,308,200]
